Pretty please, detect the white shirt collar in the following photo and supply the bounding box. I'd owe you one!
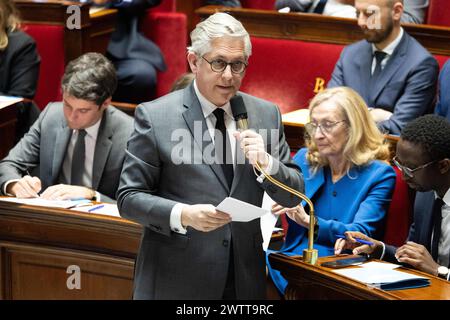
[193,80,234,120]
[436,187,450,207]
[372,27,404,56]
[73,116,102,140]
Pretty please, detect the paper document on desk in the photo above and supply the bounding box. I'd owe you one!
[333,267,430,291]
[0,95,23,110]
[216,197,269,222]
[71,203,121,217]
[0,197,90,209]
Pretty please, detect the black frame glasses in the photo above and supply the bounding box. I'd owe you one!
[304,120,347,136]
[392,156,438,178]
[202,56,248,74]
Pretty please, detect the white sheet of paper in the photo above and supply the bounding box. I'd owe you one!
[360,261,401,270]
[260,193,278,251]
[333,267,428,285]
[71,203,121,217]
[0,95,22,110]
[216,197,269,222]
[0,197,89,209]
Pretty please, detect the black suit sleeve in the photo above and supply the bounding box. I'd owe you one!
[0,35,40,99]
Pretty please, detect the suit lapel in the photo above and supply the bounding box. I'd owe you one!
[355,43,373,104]
[182,85,230,193]
[370,33,408,105]
[51,122,71,183]
[92,109,113,190]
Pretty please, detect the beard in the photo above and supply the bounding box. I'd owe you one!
[363,16,394,44]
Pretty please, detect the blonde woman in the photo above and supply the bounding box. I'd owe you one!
[267,87,396,295]
[0,0,40,140]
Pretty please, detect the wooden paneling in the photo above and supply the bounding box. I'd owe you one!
[0,201,141,300]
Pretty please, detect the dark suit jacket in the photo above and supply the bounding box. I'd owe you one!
[117,84,304,299]
[0,30,40,99]
[385,191,450,269]
[435,59,450,121]
[328,31,439,135]
[0,103,133,202]
[106,0,166,72]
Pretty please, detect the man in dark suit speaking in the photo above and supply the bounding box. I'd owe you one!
[0,53,133,203]
[117,12,304,299]
[328,0,438,135]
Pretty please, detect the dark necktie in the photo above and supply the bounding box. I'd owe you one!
[213,108,234,189]
[431,198,445,261]
[313,0,328,14]
[371,51,387,81]
[71,129,87,186]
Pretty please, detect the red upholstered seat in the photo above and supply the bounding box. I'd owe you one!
[427,0,450,27]
[141,11,187,98]
[241,37,343,113]
[383,166,413,247]
[241,0,276,10]
[22,24,65,110]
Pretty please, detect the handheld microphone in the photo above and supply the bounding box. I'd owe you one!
[230,95,248,131]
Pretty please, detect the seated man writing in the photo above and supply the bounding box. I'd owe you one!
[0,52,133,203]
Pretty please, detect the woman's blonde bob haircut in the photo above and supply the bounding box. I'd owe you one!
[305,87,390,174]
[0,0,21,51]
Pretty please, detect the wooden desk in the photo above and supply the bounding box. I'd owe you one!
[269,253,450,300]
[0,200,141,299]
[0,97,23,159]
[14,0,117,64]
[196,6,450,56]
[282,109,400,159]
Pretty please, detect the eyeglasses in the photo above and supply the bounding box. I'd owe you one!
[304,120,347,136]
[202,56,248,74]
[392,156,438,178]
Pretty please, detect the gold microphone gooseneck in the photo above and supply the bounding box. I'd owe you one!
[231,96,318,264]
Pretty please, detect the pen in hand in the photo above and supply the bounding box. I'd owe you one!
[336,234,374,246]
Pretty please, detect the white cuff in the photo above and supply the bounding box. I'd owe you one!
[3,179,20,196]
[170,203,187,235]
[94,191,101,202]
[379,241,386,260]
[256,153,274,184]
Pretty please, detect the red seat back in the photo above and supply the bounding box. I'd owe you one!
[22,24,65,109]
[427,0,450,27]
[383,166,413,247]
[241,0,275,10]
[242,37,343,113]
[141,12,188,98]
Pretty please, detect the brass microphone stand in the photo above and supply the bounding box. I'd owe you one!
[254,162,318,265]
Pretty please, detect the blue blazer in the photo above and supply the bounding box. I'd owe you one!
[328,32,439,135]
[267,148,396,293]
[435,59,450,121]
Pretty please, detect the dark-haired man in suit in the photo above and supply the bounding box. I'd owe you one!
[328,0,438,135]
[0,53,133,203]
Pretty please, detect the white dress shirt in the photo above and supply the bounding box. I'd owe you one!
[371,27,404,75]
[436,188,450,268]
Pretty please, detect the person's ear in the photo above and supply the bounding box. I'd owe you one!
[187,52,199,73]
[392,1,403,22]
[438,158,450,174]
[100,97,111,111]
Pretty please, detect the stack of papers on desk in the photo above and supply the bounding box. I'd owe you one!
[0,197,90,209]
[333,266,430,291]
[71,203,120,217]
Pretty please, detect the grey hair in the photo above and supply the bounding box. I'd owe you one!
[187,12,252,58]
[61,52,117,106]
